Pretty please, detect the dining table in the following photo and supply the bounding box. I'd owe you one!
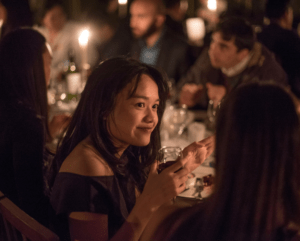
[160,107,215,207]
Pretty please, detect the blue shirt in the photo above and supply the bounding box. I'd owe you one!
[139,30,165,66]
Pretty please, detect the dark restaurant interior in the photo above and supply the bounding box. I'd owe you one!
[0,0,300,240]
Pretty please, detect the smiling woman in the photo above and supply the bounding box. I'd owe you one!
[48,57,212,241]
[108,74,160,149]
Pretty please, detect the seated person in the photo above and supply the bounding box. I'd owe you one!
[0,28,68,226]
[257,0,300,98]
[48,57,214,241]
[143,82,300,241]
[35,0,83,81]
[129,0,193,84]
[0,0,32,39]
[178,16,288,109]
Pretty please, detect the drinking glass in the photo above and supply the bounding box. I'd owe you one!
[206,100,221,131]
[157,146,182,173]
[168,104,188,138]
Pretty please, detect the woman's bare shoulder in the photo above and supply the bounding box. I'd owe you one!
[59,137,113,176]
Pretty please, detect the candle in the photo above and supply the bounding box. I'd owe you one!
[118,0,128,18]
[0,19,3,39]
[78,29,90,84]
[186,18,206,45]
[207,0,217,11]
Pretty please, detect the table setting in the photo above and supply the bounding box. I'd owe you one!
[160,100,215,204]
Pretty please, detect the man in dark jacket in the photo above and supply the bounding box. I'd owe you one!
[129,0,193,84]
[257,0,300,98]
[178,17,288,109]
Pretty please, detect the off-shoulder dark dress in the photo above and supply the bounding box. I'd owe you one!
[50,139,137,241]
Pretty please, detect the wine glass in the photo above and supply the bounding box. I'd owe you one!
[157,146,182,173]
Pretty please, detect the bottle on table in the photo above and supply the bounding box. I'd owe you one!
[65,48,81,102]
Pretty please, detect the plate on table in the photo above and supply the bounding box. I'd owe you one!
[178,166,214,200]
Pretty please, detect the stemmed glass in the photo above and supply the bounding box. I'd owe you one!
[206,99,221,131]
[168,104,188,138]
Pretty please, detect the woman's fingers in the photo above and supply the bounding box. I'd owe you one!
[198,135,214,147]
[198,135,215,158]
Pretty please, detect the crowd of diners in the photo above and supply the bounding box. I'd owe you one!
[0,0,300,240]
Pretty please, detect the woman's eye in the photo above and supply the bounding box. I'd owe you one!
[136,103,145,108]
[152,104,159,110]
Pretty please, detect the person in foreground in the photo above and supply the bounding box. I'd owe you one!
[49,57,214,241]
[0,28,58,226]
[147,82,300,241]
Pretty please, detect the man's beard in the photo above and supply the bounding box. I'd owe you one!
[132,20,158,40]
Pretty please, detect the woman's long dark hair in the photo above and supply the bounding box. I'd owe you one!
[0,0,33,39]
[0,28,50,141]
[49,57,169,191]
[160,82,300,241]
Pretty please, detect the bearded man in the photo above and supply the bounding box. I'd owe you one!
[129,0,193,84]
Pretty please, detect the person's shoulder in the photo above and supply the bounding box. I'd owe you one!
[163,28,189,46]
[249,42,277,67]
[258,23,300,43]
[59,137,114,177]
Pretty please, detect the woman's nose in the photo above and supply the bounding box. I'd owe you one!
[144,107,155,122]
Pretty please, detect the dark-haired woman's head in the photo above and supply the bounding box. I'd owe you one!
[52,57,169,189]
[213,82,300,239]
[0,28,50,115]
[0,0,33,37]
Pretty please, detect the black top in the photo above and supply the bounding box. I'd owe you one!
[50,172,136,241]
[257,23,300,97]
[0,102,49,226]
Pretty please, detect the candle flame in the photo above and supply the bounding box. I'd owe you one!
[118,0,127,4]
[207,0,217,11]
[79,29,89,47]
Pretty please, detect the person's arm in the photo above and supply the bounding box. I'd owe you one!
[179,83,203,107]
[176,48,209,91]
[206,83,226,104]
[177,49,210,107]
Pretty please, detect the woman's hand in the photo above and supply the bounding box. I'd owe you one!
[136,159,189,214]
[183,135,215,173]
[123,154,194,241]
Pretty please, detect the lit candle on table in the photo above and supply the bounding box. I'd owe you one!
[118,0,128,18]
[186,18,205,46]
[207,0,217,11]
[0,19,3,39]
[78,29,90,85]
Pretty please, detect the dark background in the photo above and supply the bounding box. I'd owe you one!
[28,0,300,27]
